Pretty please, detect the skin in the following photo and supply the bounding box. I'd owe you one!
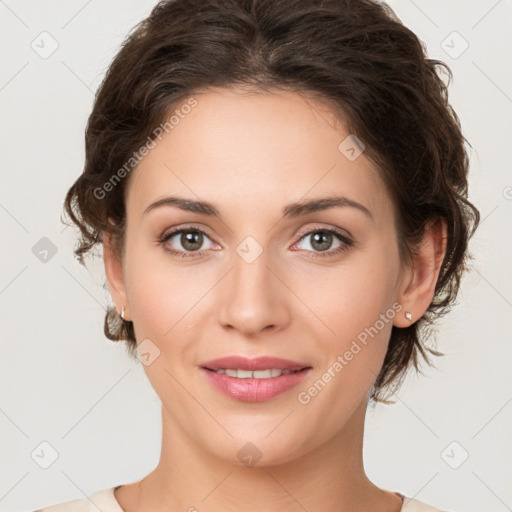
[103,87,446,512]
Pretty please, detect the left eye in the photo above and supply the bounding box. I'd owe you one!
[294,229,346,253]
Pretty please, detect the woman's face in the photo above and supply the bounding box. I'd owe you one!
[108,87,410,466]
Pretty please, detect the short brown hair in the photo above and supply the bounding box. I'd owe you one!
[63,0,480,402]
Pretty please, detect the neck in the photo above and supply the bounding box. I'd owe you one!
[123,399,402,512]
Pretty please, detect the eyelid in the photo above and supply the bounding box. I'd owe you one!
[159,224,219,249]
[160,222,351,243]
[160,223,215,241]
[294,223,353,242]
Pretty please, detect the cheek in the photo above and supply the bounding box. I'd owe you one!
[123,241,214,342]
[296,266,399,419]
[301,242,401,380]
[302,249,399,337]
[123,240,176,339]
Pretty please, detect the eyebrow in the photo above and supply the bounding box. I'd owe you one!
[143,195,373,220]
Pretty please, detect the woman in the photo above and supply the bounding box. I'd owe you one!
[37,0,479,510]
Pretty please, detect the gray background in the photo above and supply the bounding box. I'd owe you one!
[1,1,511,511]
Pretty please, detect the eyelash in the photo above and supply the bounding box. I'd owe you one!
[158,225,354,260]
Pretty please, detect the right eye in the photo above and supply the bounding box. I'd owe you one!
[159,227,218,259]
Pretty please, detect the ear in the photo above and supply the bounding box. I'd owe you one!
[394,219,447,327]
[103,230,130,321]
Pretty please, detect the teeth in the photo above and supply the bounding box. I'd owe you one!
[215,368,298,379]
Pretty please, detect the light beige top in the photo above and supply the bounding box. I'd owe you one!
[33,486,450,511]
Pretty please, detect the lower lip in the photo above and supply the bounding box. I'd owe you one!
[201,368,312,402]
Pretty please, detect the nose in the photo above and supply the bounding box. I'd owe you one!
[217,246,291,337]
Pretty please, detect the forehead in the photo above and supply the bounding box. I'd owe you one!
[126,87,393,223]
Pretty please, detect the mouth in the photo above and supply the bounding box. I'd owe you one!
[202,367,307,378]
[199,356,312,402]
[200,355,311,372]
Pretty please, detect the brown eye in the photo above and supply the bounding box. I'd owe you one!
[179,230,204,251]
[296,230,344,252]
[160,227,216,257]
[292,227,354,259]
[309,231,334,252]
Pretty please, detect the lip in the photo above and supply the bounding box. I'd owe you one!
[199,356,312,402]
[200,356,311,372]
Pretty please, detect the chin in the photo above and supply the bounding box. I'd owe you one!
[197,429,315,469]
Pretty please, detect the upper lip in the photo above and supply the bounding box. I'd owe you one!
[201,356,311,371]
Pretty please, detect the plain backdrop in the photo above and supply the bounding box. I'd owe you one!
[1,1,511,511]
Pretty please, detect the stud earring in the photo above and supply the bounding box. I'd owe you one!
[405,311,413,322]
[120,305,126,320]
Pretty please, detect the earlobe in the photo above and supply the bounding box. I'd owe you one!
[394,219,447,328]
[103,231,130,321]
